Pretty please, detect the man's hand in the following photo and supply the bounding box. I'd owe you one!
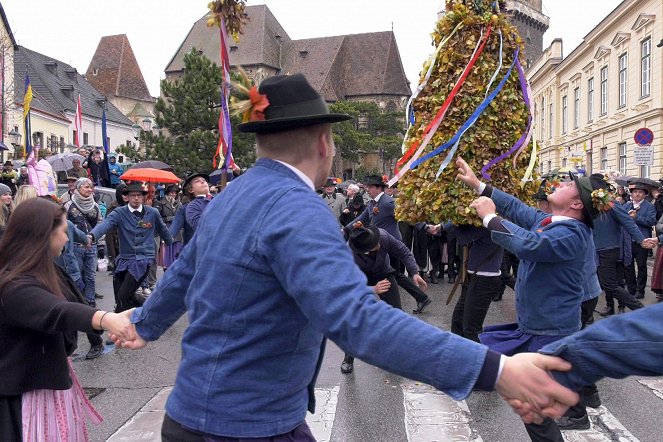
[496,353,579,424]
[373,279,391,295]
[427,224,441,235]
[413,274,428,291]
[642,238,658,249]
[87,234,94,245]
[456,157,481,192]
[109,311,148,351]
[470,197,496,220]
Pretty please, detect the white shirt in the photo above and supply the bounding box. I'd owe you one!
[275,160,315,191]
[129,204,144,214]
[373,192,384,204]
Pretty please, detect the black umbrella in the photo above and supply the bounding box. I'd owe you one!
[130,160,174,172]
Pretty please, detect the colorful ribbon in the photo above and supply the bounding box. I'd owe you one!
[512,54,534,167]
[411,47,517,173]
[388,26,492,186]
[480,50,532,180]
[521,134,537,186]
[214,17,235,171]
[405,22,463,128]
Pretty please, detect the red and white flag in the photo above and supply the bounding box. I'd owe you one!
[74,94,82,147]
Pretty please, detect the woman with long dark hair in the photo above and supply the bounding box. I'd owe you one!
[0,198,135,440]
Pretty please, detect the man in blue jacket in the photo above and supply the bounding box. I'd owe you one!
[456,158,608,439]
[623,183,657,299]
[89,182,173,312]
[113,74,578,441]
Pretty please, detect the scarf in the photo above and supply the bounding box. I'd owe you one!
[71,189,97,215]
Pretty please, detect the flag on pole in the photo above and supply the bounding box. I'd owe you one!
[213,19,236,171]
[23,71,33,158]
[101,106,109,154]
[74,94,82,147]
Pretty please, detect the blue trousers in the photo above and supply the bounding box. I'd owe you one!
[74,244,97,304]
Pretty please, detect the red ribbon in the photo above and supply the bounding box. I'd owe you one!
[395,26,493,173]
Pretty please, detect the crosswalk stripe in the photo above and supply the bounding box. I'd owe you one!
[402,382,482,442]
[638,379,663,400]
[561,406,640,442]
[306,387,340,442]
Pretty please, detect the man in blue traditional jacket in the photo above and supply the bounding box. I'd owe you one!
[114,74,578,441]
[89,182,173,312]
[456,158,610,440]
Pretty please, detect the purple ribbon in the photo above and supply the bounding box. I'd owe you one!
[480,53,533,180]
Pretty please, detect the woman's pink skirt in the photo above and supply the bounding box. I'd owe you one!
[21,358,102,441]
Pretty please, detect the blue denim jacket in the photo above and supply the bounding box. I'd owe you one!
[486,187,590,335]
[90,205,172,260]
[169,204,195,245]
[541,301,663,390]
[623,199,656,239]
[593,203,645,251]
[131,158,498,438]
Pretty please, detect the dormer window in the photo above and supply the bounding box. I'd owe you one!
[65,68,77,82]
[60,85,74,99]
[230,45,238,53]
[44,60,58,75]
[92,68,99,76]
[299,50,308,58]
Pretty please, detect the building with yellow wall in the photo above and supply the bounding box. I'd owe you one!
[529,0,662,178]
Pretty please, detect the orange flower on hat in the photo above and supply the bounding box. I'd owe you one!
[242,86,270,123]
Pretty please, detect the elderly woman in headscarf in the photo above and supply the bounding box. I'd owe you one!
[63,178,103,307]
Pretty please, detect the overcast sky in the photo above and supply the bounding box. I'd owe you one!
[4,0,624,97]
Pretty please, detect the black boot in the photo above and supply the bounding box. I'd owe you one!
[429,270,438,284]
[341,355,354,374]
[596,306,614,317]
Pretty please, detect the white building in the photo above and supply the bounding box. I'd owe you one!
[529,0,662,178]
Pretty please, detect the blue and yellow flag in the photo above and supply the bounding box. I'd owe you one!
[23,72,32,158]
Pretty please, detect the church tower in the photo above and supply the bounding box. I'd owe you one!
[505,0,550,68]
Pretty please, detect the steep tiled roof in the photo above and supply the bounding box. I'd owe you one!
[14,46,132,125]
[165,5,291,73]
[86,34,153,102]
[165,5,410,101]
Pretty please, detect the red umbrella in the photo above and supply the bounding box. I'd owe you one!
[120,168,180,183]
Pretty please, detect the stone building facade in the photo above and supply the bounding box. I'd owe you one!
[529,0,662,178]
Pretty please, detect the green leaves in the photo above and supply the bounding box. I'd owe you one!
[117,49,256,177]
[395,2,535,225]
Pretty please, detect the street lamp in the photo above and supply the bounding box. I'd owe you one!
[141,117,152,132]
[131,124,141,141]
[8,129,21,147]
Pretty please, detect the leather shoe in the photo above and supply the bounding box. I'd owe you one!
[596,307,614,317]
[341,361,353,374]
[413,297,432,314]
[95,292,104,299]
[448,276,456,284]
[555,414,590,430]
[85,344,104,360]
[429,272,438,284]
[617,306,625,314]
[635,291,645,299]
[583,391,601,408]
[492,293,503,302]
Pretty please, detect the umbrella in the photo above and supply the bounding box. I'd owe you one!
[209,168,237,185]
[120,168,180,183]
[129,160,174,172]
[337,179,357,190]
[46,153,85,172]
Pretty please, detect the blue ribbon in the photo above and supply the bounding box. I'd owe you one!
[411,47,520,171]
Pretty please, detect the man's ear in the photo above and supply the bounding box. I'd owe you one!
[317,130,332,158]
[570,198,584,210]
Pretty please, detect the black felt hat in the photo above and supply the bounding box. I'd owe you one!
[364,175,387,188]
[532,180,548,201]
[323,178,336,187]
[183,173,210,195]
[122,182,148,195]
[348,222,380,254]
[237,74,352,134]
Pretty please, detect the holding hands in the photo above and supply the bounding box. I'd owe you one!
[642,238,658,249]
[496,353,579,424]
[93,309,136,343]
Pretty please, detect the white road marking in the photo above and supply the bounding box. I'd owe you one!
[306,387,340,442]
[638,379,663,400]
[402,382,482,442]
[562,405,640,442]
